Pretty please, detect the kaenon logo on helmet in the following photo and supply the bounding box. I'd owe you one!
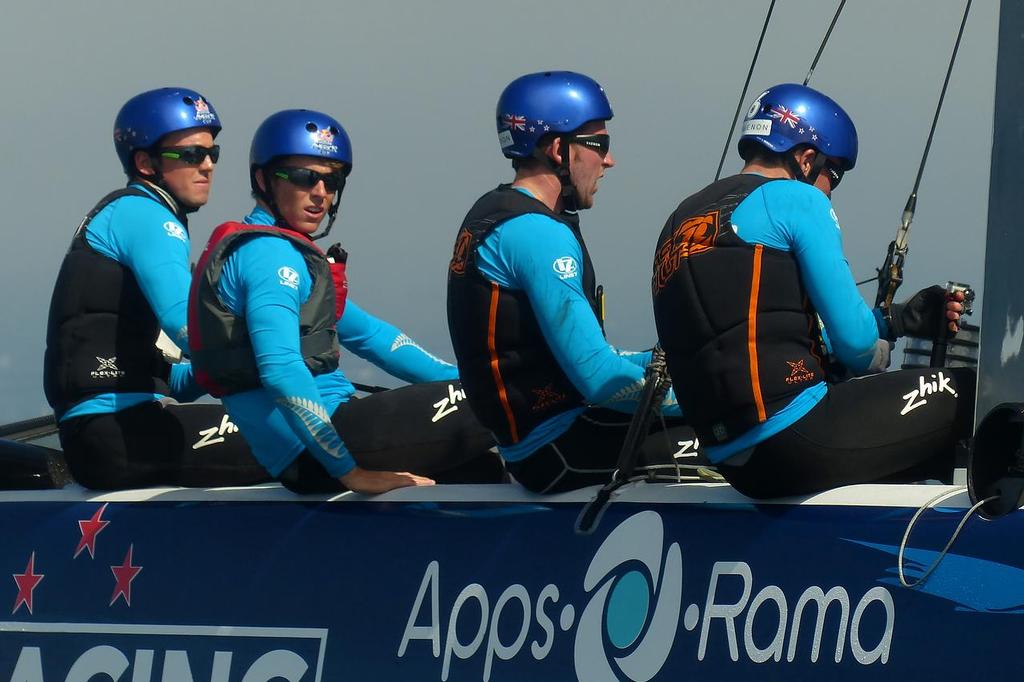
[574,511,682,681]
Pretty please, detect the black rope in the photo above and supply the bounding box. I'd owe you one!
[714,0,777,182]
[576,348,671,534]
[803,0,847,86]
[874,0,973,312]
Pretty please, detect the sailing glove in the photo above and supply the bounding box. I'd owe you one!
[887,285,946,340]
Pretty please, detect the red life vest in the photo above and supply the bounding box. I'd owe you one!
[187,222,345,397]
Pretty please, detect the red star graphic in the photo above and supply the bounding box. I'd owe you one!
[74,503,110,559]
[12,552,44,615]
[110,545,142,607]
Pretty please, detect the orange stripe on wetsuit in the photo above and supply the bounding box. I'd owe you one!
[488,282,520,442]
[747,245,767,422]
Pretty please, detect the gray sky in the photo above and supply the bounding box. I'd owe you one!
[0,0,998,423]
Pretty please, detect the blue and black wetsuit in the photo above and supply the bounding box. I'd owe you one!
[44,182,265,490]
[653,174,974,498]
[204,206,502,492]
[448,185,702,493]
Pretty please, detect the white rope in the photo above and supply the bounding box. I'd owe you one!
[897,486,997,588]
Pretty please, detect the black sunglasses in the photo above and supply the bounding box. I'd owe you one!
[824,161,845,189]
[157,145,220,165]
[273,166,347,193]
[569,133,611,158]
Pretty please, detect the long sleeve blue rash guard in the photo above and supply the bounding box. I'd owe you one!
[474,187,680,461]
[217,206,458,477]
[705,177,891,463]
[61,183,201,422]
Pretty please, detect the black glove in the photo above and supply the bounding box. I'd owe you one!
[887,285,946,340]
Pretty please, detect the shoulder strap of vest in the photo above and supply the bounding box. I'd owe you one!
[73,186,175,249]
[466,185,605,330]
[199,222,327,287]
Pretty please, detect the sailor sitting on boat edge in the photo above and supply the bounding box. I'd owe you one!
[43,87,267,491]
[652,82,974,499]
[189,109,504,495]
[447,71,707,494]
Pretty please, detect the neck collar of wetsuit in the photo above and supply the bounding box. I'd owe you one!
[130,180,188,226]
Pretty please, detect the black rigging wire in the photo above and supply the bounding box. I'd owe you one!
[803,0,847,86]
[714,0,777,182]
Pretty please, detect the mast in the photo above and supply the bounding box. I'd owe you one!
[978,0,1024,422]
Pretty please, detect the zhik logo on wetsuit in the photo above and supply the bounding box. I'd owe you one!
[278,267,300,290]
[432,384,466,423]
[552,256,578,280]
[192,414,240,450]
[163,221,187,242]
[900,371,958,416]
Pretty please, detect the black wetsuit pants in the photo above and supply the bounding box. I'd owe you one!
[279,380,506,493]
[505,408,705,494]
[716,366,977,499]
[60,400,268,490]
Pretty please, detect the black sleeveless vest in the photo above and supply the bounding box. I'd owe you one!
[447,185,603,445]
[44,187,175,416]
[188,222,340,398]
[652,174,827,445]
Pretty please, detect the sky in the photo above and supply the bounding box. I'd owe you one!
[0,0,999,424]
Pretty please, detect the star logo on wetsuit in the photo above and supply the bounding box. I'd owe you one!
[91,357,125,380]
[784,359,815,385]
[531,384,568,411]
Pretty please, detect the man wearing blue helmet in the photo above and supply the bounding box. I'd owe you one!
[447,71,702,494]
[44,87,266,490]
[652,83,973,498]
[189,109,503,494]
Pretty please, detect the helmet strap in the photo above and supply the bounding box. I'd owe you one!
[253,164,345,241]
[143,152,201,215]
[557,135,579,213]
[787,149,828,186]
[136,176,189,224]
[310,192,343,241]
[532,136,579,213]
[252,165,282,222]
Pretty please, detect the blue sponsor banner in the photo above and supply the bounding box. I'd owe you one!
[1,490,1022,681]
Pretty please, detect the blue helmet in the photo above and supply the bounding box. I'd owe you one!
[250,109,353,240]
[739,83,858,170]
[496,71,614,159]
[249,109,353,170]
[113,87,222,175]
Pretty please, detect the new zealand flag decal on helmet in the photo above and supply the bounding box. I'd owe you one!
[503,114,527,131]
[769,105,801,129]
